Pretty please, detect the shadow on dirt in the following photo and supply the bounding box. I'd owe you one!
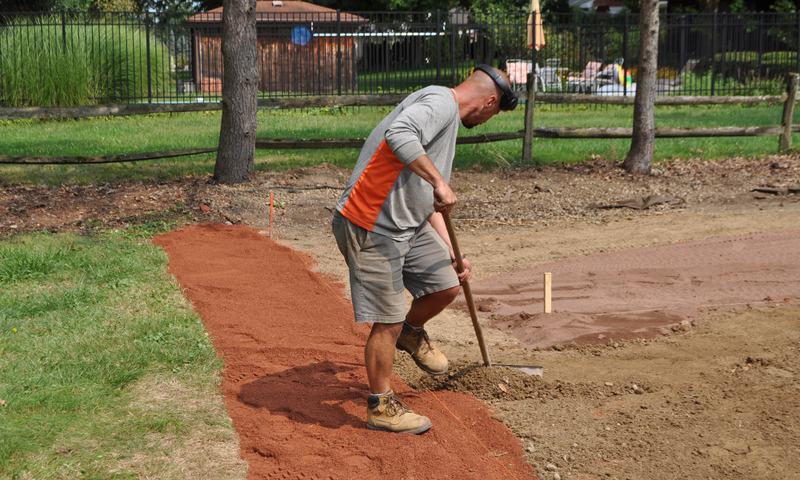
[238,360,367,429]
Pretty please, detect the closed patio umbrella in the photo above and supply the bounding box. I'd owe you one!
[526,0,545,50]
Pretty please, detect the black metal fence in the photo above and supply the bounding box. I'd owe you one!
[1,9,798,107]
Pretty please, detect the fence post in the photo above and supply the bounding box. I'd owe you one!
[436,11,442,85]
[720,13,727,93]
[145,12,152,104]
[451,21,456,86]
[522,72,535,163]
[780,73,798,152]
[623,12,628,96]
[61,8,67,53]
[681,15,687,76]
[600,20,606,65]
[711,12,717,96]
[336,9,342,96]
[384,29,390,91]
[757,12,764,76]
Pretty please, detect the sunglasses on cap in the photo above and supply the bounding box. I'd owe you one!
[474,64,518,111]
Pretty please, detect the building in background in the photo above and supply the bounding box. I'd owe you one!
[186,1,366,95]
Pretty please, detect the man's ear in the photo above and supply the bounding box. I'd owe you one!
[484,95,498,110]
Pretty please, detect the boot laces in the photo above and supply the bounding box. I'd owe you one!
[417,329,433,352]
[385,394,411,417]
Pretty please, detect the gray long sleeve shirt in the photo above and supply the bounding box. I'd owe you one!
[335,86,460,240]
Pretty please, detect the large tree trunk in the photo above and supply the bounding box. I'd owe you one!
[624,0,659,175]
[214,0,258,184]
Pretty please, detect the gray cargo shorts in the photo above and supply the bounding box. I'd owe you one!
[332,211,459,324]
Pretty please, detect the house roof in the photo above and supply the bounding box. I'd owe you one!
[186,1,367,24]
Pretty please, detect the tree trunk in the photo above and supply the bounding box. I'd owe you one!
[624,0,659,175]
[214,0,258,184]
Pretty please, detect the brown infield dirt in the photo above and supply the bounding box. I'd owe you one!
[3,154,800,479]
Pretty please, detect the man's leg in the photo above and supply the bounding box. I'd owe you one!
[365,321,403,394]
[332,213,432,434]
[404,286,460,329]
[396,221,461,375]
[364,321,433,435]
[395,287,458,375]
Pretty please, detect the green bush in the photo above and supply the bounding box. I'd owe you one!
[88,15,168,101]
[0,15,167,107]
[0,17,99,107]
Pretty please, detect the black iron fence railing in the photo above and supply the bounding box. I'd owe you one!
[0,10,798,107]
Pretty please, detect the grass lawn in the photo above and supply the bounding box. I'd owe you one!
[1,102,797,186]
[0,229,248,479]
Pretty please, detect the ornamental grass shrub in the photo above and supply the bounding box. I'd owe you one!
[0,14,167,107]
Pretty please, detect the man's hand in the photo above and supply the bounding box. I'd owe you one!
[453,257,473,285]
[433,182,457,214]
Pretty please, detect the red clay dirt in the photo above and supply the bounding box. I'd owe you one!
[152,223,536,480]
[463,232,800,349]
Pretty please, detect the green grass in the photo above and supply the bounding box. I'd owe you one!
[0,231,247,479]
[1,102,798,185]
[355,62,475,94]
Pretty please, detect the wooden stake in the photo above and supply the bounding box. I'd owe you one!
[543,272,552,313]
[269,191,274,239]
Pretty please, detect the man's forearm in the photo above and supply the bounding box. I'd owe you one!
[405,155,447,191]
[406,155,457,213]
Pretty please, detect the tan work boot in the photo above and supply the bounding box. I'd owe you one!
[396,322,448,375]
[367,390,432,434]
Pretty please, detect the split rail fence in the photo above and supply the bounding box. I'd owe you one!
[0,74,798,166]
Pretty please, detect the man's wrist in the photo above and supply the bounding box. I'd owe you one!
[450,253,466,264]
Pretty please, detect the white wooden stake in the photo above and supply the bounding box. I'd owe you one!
[544,272,552,313]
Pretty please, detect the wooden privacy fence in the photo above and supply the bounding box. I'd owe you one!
[0,74,798,165]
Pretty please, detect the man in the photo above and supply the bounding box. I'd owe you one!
[332,65,517,434]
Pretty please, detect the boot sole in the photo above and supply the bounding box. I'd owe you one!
[396,344,449,375]
[367,423,433,435]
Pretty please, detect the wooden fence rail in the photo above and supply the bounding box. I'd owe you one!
[521,73,800,161]
[0,95,408,121]
[0,148,218,165]
[526,93,788,105]
[1,74,797,165]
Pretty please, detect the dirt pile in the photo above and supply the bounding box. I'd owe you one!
[153,223,535,480]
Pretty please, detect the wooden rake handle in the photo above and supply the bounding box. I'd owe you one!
[442,212,492,367]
